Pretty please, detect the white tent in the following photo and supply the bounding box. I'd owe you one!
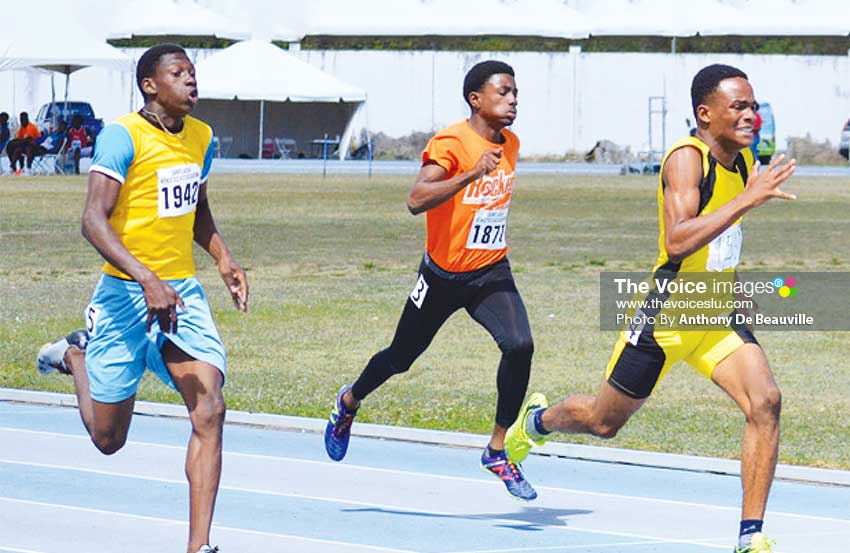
[305,0,589,39]
[106,0,253,40]
[570,0,746,37]
[575,0,850,37]
[717,0,850,36]
[200,0,304,42]
[0,9,131,126]
[193,40,366,159]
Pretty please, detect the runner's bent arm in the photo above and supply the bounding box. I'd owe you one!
[82,171,184,332]
[406,147,503,215]
[663,148,796,262]
[193,182,249,312]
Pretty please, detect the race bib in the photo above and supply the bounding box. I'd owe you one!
[466,208,508,250]
[409,274,429,309]
[84,304,100,336]
[625,308,647,346]
[157,164,201,218]
[706,224,742,271]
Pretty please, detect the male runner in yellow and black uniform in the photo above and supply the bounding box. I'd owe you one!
[505,65,796,552]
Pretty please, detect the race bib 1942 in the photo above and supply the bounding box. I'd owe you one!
[157,163,201,218]
[466,208,508,250]
[706,224,742,271]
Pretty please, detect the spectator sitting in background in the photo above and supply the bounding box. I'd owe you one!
[66,115,90,174]
[33,120,68,156]
[0,112,10,173]
[27,121,68,173]
[7,112,42,175]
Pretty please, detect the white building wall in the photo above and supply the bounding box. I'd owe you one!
[1,49,847,157]
[301,50,850,156]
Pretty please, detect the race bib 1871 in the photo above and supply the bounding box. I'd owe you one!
[466,208,508,250]
[157,163,201,218]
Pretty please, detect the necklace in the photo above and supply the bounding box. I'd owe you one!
[140,108,183,136]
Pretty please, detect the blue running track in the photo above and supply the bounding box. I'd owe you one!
[0,400,847,552]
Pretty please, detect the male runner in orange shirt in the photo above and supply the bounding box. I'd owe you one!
[324,61,538,500]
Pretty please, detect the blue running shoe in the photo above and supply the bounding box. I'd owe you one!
[324,384,357,461]
[480,448,537,501]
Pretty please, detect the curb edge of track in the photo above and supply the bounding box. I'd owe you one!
[2,386,848,487]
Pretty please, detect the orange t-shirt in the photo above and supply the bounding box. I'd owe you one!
[421,120,519,272]
[16,123,41,140]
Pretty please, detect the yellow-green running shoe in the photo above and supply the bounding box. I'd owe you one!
[505,392,548,463]
[734,532,775,552]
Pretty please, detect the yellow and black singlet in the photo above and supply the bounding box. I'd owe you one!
[653,135,754,276]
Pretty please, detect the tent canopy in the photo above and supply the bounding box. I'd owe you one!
[193,40,366,159]
[712,0,850,36]
[0,6,132,128]
[106,0,253,40]
[0,16,130,74]
[571,0,746,37]
[198,0,303,42]
[196,40,366,102]
[303,0,588,39]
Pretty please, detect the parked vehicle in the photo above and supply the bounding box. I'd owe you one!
[839,118,850,160]
[755,102,775,165]
[34,101,104,142]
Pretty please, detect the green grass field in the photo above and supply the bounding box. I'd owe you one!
[1,173,848,469]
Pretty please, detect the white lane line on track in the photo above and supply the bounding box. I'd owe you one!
[1,459,817,552]
[0,459,455,514]
[0,459,775,551]
[2,426,848,526]
[0,497,417,553]
[440,542,685,553]
[0,482,734,551]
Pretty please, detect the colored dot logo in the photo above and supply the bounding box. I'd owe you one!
[774,276,797,298]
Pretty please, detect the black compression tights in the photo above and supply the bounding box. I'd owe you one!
[351,260,533,428]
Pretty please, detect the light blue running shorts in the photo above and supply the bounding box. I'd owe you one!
[83,274,227,403]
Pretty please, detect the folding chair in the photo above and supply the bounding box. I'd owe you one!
[274,137,297,159]
[31,152,64,175]
[220,136,233,158]
[213,136,234,158]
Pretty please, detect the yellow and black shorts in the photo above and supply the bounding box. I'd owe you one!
[605,318,758,399]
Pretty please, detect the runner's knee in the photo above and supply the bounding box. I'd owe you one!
[500,334,534,360]
[91,429,128,455]
[384,348,414,375]
[189,395,226,434]
[749,384,781,423]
